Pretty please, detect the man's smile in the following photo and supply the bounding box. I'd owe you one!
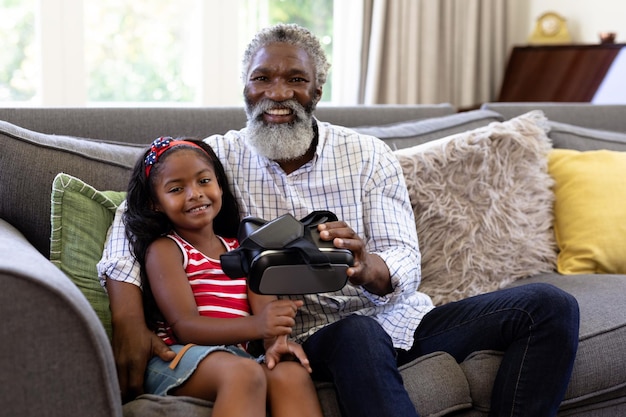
[265,108,292,116]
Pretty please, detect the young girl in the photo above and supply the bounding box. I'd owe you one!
[124,137,323,417]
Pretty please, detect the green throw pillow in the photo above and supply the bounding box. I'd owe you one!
[50,173,126,339]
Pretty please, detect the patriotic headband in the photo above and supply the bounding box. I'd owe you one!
[144,136,206,177]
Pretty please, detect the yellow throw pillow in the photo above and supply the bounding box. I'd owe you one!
[549,149,626,274]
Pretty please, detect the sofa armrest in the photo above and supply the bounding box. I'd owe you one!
[0,218,122,417]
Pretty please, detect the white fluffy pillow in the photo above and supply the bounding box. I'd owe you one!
[395,111,557,305]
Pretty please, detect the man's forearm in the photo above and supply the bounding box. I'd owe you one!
[106,278,146,325]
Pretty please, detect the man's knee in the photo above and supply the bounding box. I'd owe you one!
[524,283,580,344]
[526,283,579,318]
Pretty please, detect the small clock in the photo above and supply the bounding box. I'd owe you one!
[528,12,571,44]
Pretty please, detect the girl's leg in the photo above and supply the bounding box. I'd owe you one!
[264,360,324,417]
[171,351,267,417]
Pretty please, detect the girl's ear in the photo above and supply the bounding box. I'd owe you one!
[150,200,162,212]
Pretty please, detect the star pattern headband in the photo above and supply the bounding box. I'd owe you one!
[144,136,206,177]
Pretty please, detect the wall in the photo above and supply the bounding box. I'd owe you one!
[510,0,626,45]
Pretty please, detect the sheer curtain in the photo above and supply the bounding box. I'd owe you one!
[335,0,512,109]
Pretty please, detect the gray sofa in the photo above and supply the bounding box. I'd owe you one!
[1,103,626,417]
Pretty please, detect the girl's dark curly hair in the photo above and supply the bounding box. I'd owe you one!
[124,138,241,273]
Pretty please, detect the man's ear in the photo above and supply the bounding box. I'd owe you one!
[313,86,323,105]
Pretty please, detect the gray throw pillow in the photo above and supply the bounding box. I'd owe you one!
[548,120,626,152]
[0,120,144,257]
[352,109,504,150]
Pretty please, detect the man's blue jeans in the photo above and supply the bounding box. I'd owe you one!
[302,283,580,417]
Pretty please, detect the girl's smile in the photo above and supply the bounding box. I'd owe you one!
[152,149,223,238]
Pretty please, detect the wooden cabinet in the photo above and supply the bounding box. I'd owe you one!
[498,44,626,102]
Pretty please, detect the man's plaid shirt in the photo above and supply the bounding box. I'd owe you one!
[98,120,435,350]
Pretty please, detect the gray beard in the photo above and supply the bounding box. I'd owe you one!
[245,100,315,161]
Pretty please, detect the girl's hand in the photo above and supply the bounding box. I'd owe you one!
[264,335,312,373]
[254,299,303,340]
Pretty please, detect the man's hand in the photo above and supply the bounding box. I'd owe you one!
[318,221,392,296]
[112,320,176,402]
[106,279,175,402]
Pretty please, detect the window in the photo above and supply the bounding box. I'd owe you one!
[84,1,200,103]
[1,0,342,107]
[0,0,37,102]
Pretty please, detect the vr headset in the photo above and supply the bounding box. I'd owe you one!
[221,211,354,295]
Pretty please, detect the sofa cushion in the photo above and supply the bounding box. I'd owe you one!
[50,173,127,339]
[394,111,557,305]
[548,149,626,275]
[0,120,143,257]
[399,351,472,416]
[548,121,626,152]
[509,273,626,411]
[460,350,503,413]
[352,109,504,150]
[123,351,474,417]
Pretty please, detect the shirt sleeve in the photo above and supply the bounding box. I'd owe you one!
[360,140,422,304]
[96,200,142,290]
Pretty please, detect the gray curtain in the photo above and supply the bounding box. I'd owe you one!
[358,0,511,109]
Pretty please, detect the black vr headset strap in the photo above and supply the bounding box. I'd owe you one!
[284,238,331,267]
[220,246,251,277]
[299,210,338,227]
[286,210,339,266]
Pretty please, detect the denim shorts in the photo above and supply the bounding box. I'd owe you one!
[145,343,255,395]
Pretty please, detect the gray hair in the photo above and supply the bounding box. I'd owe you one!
[241,23,331,87]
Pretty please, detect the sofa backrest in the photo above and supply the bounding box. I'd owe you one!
[481,102,626,133]
[0,104,456,257]
[0,104,456,145]
[2,103,625,258]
